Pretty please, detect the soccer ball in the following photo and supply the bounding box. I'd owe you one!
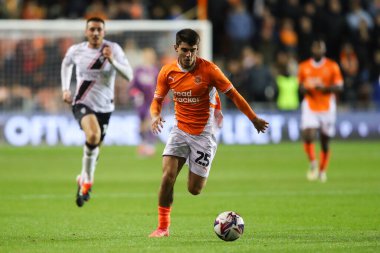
[213,211,244,241]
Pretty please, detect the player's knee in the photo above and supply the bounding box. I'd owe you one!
[302,133,313,143]
[86,131,101,145]
[188,186,202,195]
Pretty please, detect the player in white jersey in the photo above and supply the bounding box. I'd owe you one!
[61,17,133,207]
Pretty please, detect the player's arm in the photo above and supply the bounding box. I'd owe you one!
[150,97,166,134]
[315,84,343,94]
[103,44,134,82]
[149,68,169,134]
[315,62,344,94]
[61,50,74,104]
[299,82,313,96]
[225,87,269,133]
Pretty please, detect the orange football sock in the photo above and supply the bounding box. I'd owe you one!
[303,143,316,162]
[158,206,171,230]
[319,151,330,172]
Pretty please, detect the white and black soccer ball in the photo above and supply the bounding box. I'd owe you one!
[213,211,245,241]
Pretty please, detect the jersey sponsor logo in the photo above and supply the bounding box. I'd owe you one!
[172,89,200,104]
[194,75,202,85]
[305,77,323,88]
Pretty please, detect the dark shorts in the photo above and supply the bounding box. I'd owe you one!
[72,104,112,142]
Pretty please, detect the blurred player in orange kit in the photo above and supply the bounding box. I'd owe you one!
[298,38,343,183]
[148,28,269,237]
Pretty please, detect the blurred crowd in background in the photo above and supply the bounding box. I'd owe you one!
[0,0,380,112]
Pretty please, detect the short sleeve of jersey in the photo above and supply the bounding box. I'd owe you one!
[154,66,170,99]
[209,62,233,93]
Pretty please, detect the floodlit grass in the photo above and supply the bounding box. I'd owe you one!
[0,141,379,253]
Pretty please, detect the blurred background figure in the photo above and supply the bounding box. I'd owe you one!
[242,47,276,106]
[298,39,343,183]
[274,51,299,111]
[129,47,159,157]
[224,0,255,58]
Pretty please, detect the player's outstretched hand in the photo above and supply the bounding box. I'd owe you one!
[252,117,269,134]
[62,90,72,104]
[151,116,166,135]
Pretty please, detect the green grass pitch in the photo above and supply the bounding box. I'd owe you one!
[0,141,379,253]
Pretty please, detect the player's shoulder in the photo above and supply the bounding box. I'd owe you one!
[196,57,215,67]
[103,40,122,50]
[324,57,339,67]
[196,57,221,72]
[103,39,117,47]
[160,60,177,73]
[65,42,85,55]
[69,42,86,50]
[299,58,311,68]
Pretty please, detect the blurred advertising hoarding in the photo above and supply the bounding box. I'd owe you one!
[0,111,379,146]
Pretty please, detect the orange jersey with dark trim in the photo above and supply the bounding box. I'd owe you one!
[298,58,343,112]
[154,57,233,135]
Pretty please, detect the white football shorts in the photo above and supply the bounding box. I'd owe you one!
[163,126,217,178]
[300,100,336,137]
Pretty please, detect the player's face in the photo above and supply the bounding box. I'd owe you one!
[85,21,105,48]
[311,41,326,61]
[175,42,198,70]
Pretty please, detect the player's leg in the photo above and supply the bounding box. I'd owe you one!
[186,132,217,194]
[159,155,186,206]
[302,128,319,180]
[72,104,101,207]
[318,133,330,182]
[150,155,186,237]
[300,103,319,180]
[80,114,101,184]
[149,126,189,237]
[188,172,207,195]
[76,113,101,206]
[317,109,336,182]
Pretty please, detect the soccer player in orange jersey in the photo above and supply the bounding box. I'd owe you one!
[298,39,343,183]
[148,29,268,237]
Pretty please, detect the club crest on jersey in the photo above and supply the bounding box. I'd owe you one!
[81,107,86,114]
[194,75,202,85]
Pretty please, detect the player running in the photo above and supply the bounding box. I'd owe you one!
[61,17,133,207]
[149,28,268,237]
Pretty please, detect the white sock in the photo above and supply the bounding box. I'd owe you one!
[81,145,99,184]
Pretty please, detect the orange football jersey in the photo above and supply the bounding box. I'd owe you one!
[298,58,343,112]
[154,57,233,135]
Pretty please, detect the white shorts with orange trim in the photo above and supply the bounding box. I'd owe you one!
[300,100,336,137]
[163,126,217,178]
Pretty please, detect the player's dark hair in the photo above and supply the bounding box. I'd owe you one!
[176,29,200,46]
[86,17,105,25]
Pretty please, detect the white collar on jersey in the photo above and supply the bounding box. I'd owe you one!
[177,60,196,72]
[310,57,326,68]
